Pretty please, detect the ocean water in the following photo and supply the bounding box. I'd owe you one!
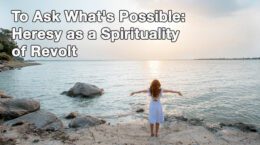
[0,60,260,127]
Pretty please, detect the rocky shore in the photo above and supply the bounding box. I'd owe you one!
[1,89,260,145]
[0,60,40,72]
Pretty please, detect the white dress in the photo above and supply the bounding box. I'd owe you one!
[148,89,164,124]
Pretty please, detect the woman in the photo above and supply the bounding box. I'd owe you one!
[130,79,182,137]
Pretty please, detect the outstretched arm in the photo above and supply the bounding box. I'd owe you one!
[163,89,182,96]
[130,90,148,96]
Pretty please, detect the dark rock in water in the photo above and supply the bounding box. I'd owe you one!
[0,99,40,121]
[62,82,104,97]
[61,91,67,95]
[0,92,13,99]
[69,116,106,128]
[188,118,204,126]
[4,110,63,131]
[220,122,258,132]
[0,95,13,99]
[136,108,144,113]
[65,112,78,119]
[11,121,25,126]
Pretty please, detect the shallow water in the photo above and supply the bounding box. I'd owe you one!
[0,60,260,127]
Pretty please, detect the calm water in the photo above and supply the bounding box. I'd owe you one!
[0,60,260,127]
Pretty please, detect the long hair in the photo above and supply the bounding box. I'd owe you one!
[149,79,161,99]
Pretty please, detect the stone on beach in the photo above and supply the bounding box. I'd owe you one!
[136,108,144,113]
[62,82,104,97]
[4,110,63,131]
[220,122,258,132]
[0,98,40,121]
[69,116,106,128]
[164,115,259,133]
[65,112,78,119]
[0,136,16,145]
[188,118,204,126]
[1,113,260,145]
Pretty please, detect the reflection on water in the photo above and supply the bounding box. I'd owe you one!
[147,60,160,78]
[0,60,260,126]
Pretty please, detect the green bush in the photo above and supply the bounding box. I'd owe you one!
[0,28,18,56]
[0,52,12,61]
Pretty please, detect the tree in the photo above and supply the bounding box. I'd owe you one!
[0,28,18,56]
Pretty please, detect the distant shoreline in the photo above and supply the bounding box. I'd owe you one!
[24,57,260,61]
[0,60,40,72]
[195,57,260,60]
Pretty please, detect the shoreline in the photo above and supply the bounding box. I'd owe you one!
[1,117,259,145]
[0,93,259,145]
[0,60,40,72]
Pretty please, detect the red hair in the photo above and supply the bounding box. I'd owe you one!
[149,79,161,99]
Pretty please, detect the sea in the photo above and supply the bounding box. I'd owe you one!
[0,60,259,128]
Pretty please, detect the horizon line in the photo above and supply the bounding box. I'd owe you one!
[25,57,260,61]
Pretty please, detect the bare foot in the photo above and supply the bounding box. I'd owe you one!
[151,133,154,137]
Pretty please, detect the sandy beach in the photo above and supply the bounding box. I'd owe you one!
[1,116,259,145]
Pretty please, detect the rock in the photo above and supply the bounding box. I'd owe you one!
[32,139,40,143]
[136,108,144,113]
[4,110,63,131]
[175,116,188,122]
[62,82,104,97]
[0,95,13,99]
[220,122,258,132]
[65,112,78,119]
[0,99,40,121]
[1,67,9,71]
[205,124,221,133]
[11,121,25,126]
[164,115,188,122]
[0,91,13,99]
[0,136,16,145]
[188,118,204,126]
[69,116,106,128]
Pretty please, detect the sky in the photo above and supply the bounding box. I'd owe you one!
[0,0,259,60]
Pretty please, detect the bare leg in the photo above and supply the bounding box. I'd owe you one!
[150,124,154,136]
[155,123,160,137]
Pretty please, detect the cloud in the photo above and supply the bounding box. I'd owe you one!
[136,0,257,17]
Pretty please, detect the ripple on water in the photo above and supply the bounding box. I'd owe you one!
[0,60,260,128]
